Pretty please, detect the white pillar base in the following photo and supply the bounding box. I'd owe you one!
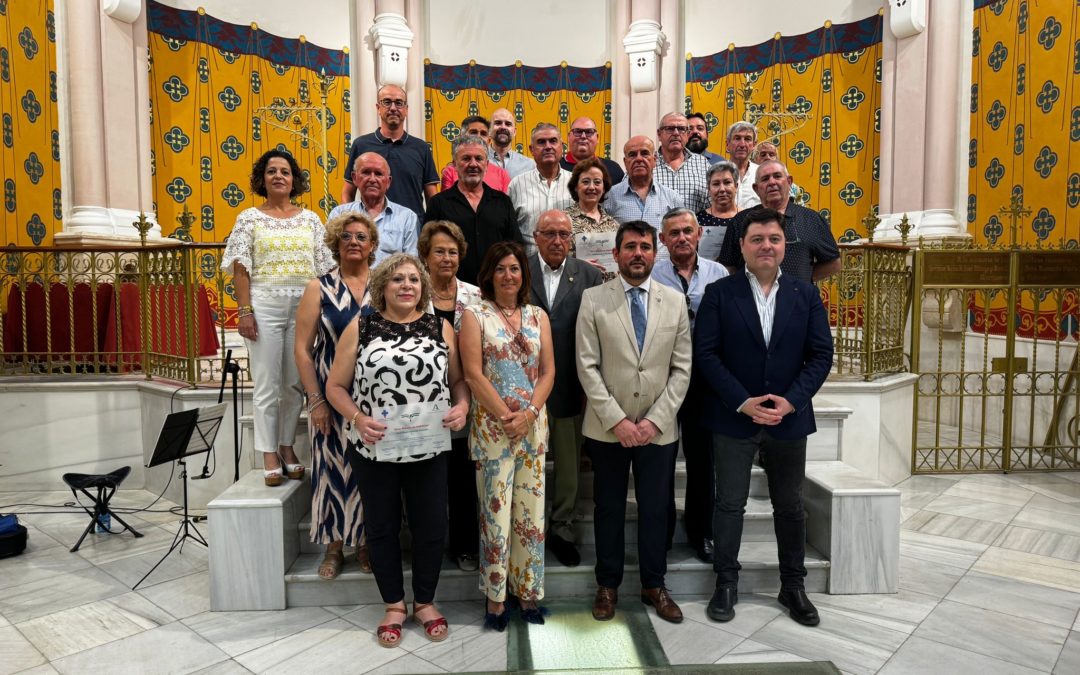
[868,210,972,247]
[54,206,163,246]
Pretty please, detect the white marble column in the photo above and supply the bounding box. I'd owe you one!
[55,0,159,244]
[875,0,971,244]
[620,0,668,141]
[350,0,422,140]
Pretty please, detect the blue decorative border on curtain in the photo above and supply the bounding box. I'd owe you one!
[686,13,883,82]
[146,0,348,75]
[425,62,612,93]
[973,0,1000,10]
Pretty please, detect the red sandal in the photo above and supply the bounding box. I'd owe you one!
[413,601,449,642]
[377,605,407,648]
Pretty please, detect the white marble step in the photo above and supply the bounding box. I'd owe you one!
[283,540,830,607]
[296,493,779,554]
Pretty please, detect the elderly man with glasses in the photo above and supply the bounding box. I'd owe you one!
[561,116,624,185]
[341,84,439,222]
[654,112,710,214]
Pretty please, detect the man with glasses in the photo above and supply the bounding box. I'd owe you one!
[509,123,573,256]
[686,112,723,165]
[652,208,728,563]
[440,115,512,193]
[527,210,603,568]
[561,116,624,185]
[327,152,417,267]
[654,112,710,213]
[341,84,439,222]
[718,160,840,283]
[489,108,536,179]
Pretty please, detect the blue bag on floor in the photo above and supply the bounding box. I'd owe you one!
[0,513,28,558]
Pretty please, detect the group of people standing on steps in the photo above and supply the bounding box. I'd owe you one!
[220,84,840,648]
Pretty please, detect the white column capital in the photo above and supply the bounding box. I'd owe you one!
[623,19,666,93]
[368,12,414,88]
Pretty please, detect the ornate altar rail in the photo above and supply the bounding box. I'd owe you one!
[1,241,240,386]
[818,243,913,381]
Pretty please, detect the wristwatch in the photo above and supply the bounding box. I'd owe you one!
[526,404,540,418]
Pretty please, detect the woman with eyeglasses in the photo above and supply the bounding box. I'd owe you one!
[564,156,619,280]
[698,161,741,261]
[294,212,377,580]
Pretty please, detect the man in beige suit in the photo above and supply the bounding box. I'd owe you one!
[576,219,692,624]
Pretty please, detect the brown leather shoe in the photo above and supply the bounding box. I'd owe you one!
[641,586,683,623]
[592,586,618,621]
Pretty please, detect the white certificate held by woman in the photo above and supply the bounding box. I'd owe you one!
[574,231,617,274]
[371,400,451,460]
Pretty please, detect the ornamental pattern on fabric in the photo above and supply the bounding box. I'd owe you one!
[1,0,60,247]
[424,62,613,180]
[148,1,350,324]
[685,13,882,250]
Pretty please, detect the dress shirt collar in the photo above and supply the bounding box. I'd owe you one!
[620,275,652,296]
[541,257,566,276]
[373,128,408,145]
[744,265,782,295]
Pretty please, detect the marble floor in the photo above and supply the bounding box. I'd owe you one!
[2,471,1080,674]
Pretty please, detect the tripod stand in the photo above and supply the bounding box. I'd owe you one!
[217,349,242,483]
[133,404,224,591]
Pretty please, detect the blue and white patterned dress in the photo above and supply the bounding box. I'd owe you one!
[309,269,369,545]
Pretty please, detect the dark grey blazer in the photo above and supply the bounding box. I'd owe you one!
[527,253,603,418]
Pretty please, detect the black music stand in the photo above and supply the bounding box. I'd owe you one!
[133,403,225,590]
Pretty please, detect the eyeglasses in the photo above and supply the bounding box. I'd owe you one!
[536,231,573,241]
[378,98,407,109]
[340,232,369,243]
[569,128,598,138]
[659,125,689,134]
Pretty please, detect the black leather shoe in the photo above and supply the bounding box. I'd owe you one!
[706,586,737,622]
[777,589,820,626]
[547,533,581,567]
[693,538,714,563]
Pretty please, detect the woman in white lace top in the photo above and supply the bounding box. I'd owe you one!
[222,149,334,486]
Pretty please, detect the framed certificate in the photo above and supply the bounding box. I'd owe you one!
[363,400,452,460]
[574,231,617,274]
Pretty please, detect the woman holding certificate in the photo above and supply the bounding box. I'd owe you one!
[459,242,555,630]
[325,253,470,648]
[564,157,618,280]
[696,161,740,261]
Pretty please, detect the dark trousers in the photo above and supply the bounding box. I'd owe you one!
[591,438,677,589]
[667,401,715,548]
[446,437,479,557]
[350,451,448,604]
[712,430,807,590]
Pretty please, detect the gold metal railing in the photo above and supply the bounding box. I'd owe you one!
[1,234,243,386]
[818,243,913,380]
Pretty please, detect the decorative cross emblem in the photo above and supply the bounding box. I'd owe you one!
[390,51,400,62]
[637,57,646,67]
[998,194,1032,249]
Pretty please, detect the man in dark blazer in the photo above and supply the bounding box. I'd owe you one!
[528,210,603,567]
[693,208,833,627]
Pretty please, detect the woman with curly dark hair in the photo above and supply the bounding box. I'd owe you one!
[222,148,334,486]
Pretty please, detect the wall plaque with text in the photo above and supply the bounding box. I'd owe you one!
[921,251,1010,286]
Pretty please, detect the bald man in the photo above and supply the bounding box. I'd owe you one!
[603,136,682,231]
[488,107,536,179]
[327,152,418,267]
[342,84,438,222]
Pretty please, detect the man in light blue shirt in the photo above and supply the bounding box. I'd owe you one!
[603,136,682,231]
[652,208,728,565]
[327,152,417,268]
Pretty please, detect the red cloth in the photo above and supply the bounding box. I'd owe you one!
[104,283,220,366]
[3,282,115,359]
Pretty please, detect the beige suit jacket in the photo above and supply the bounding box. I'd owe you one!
[575,276,692,445]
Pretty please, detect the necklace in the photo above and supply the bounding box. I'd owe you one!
[494,303,530,365]
[495,302,517,318]
[432,279,456,302]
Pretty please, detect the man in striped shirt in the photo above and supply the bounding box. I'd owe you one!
[508,123,573,256]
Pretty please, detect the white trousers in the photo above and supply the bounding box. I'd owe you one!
[246,294,303,454]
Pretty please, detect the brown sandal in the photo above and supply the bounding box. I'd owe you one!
[377,605,408,648]
[356,545,372,574]
[413,602,449,642]
[317,549,344,580]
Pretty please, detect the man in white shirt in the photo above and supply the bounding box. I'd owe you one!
[726,121,760,210]
[509,123,572,256]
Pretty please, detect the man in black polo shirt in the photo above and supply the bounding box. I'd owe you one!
[560,116,624,185]
[718,160,841,283]
[424,135,522,285]
[341,84,439,223]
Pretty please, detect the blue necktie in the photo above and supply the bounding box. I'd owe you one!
[630,287,647,352]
